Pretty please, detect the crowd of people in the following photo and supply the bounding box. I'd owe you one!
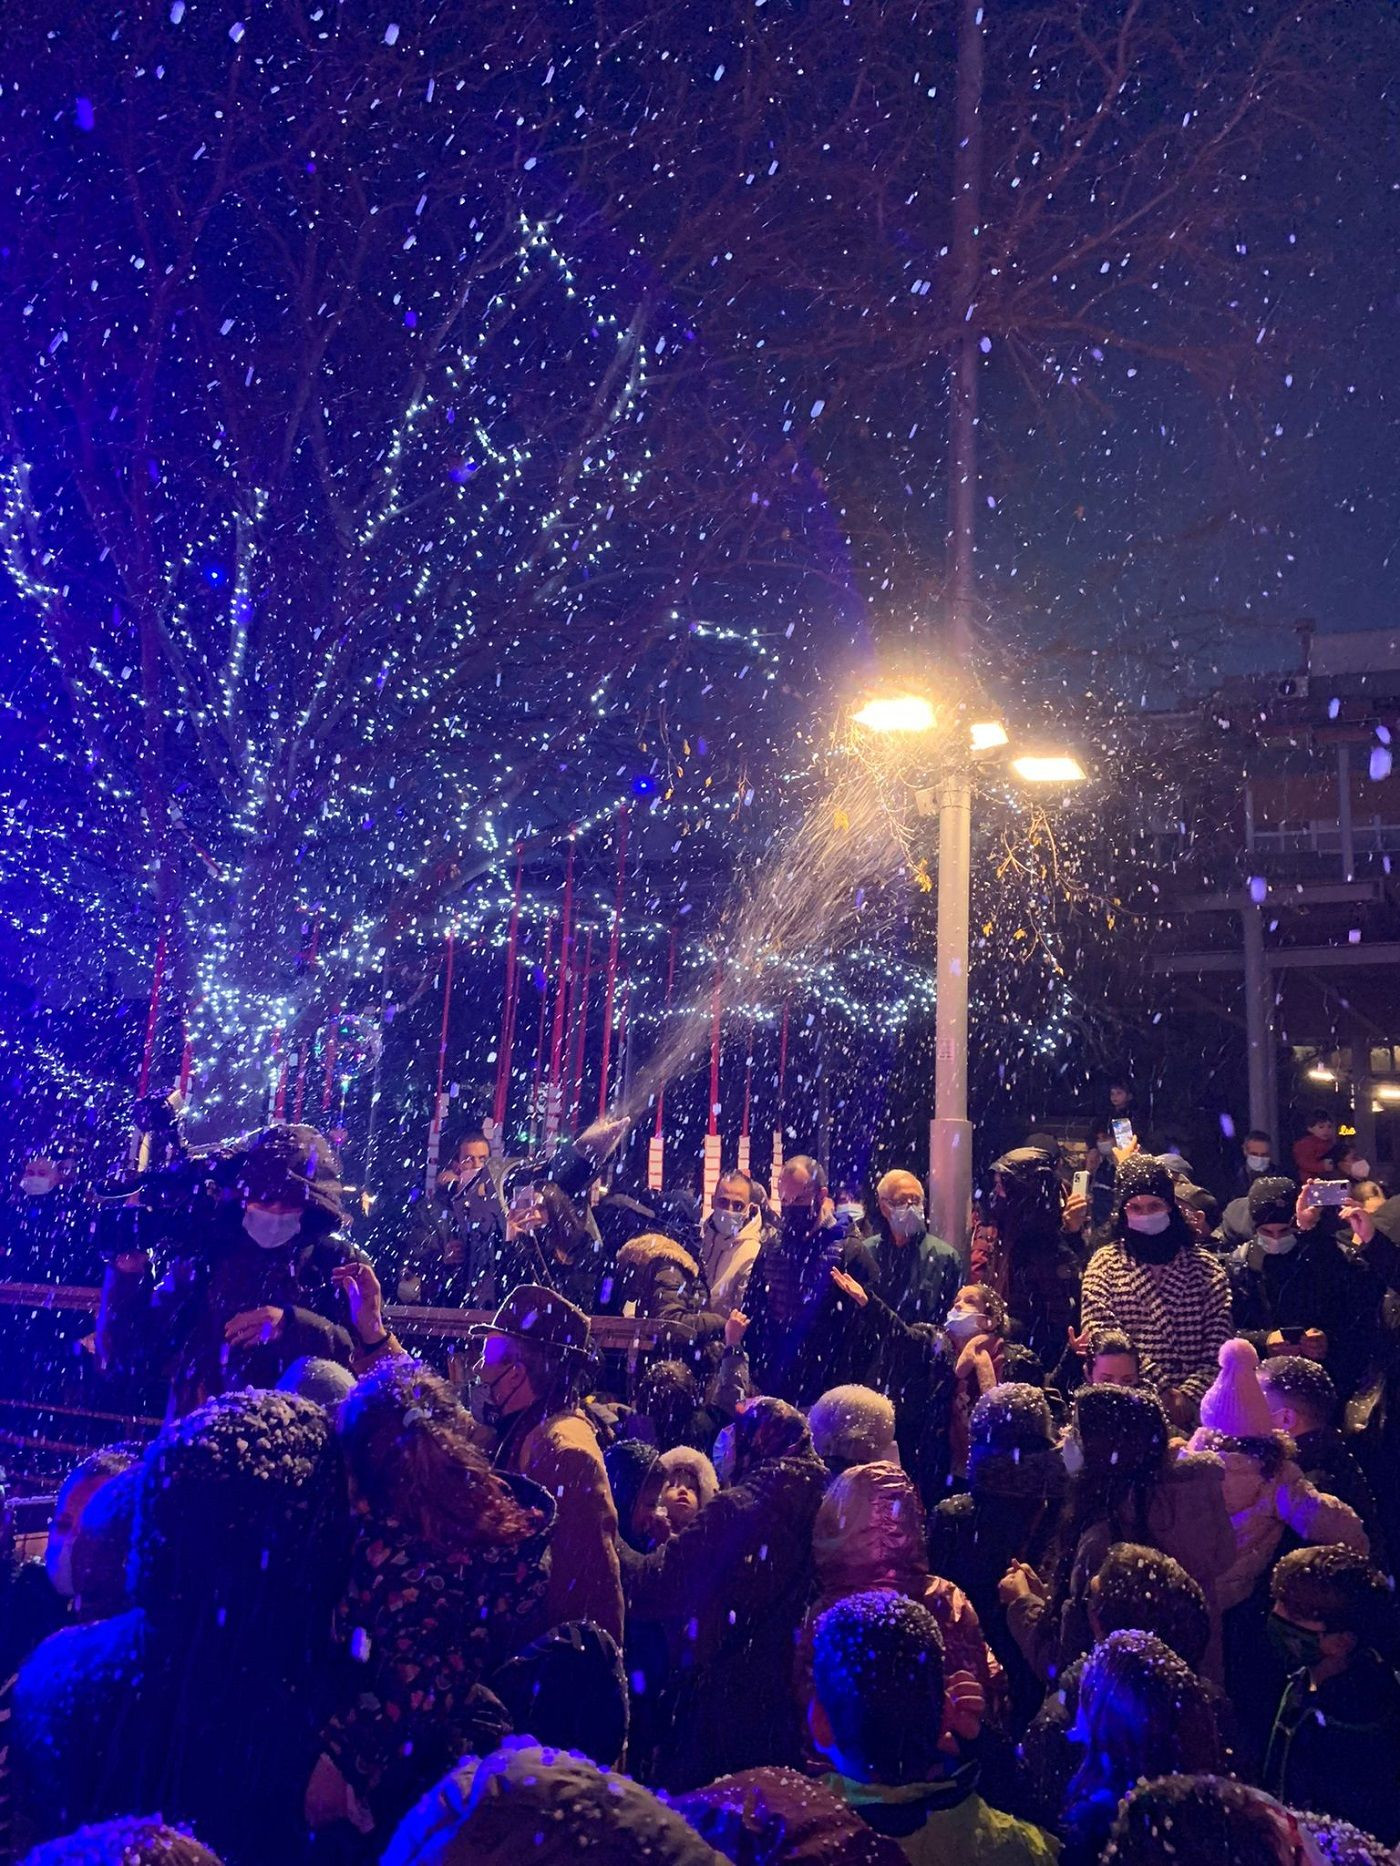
[2,1098,1400,1865]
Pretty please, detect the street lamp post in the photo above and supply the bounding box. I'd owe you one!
[855,696,1084,1265]
[930,766,974,1254]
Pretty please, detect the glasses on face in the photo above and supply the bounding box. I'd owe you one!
[887,1194,922,1210]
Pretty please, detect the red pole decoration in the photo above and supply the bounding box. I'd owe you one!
[137,926,169,1098]
[652,931,678,1140]
[707,970,723,1139]
[545,832,576,1147]
[648,933,677,1191]
[424,928,456,1191]
[702,967,724,1218]
[738,1024,754,1178]
[321,1004,341,1113]
[178,1011,194,1100]
[597,806,629,1119]
[492,845,525,1134]
[567,930,594,1126]
[530,917,555,1144]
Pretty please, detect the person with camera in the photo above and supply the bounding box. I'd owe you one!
[97,1123,378,1417]
[1227,1175,1383,1401]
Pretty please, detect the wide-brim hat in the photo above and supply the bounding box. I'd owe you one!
[472,1283,592,1360]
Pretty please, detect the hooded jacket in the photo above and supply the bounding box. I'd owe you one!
[14,1392,350,1866]
[611,1234,727,1354]
[382,1739,726,1866]
[677,1766,909,1866]
[623,1416,829,1789]
[795,1463,1004,1738]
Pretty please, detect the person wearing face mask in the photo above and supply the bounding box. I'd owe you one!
[4,1149,89,1282]
[698,1169,769,1315]
[1227,1175,1382,1403]
[728,1156,881,1407]
[466,1282,624,1644]
[1079,1154,1232,1428]
[1226,1129,1281,1202]
[97,1122,371,1417]
[1262,1544,1400,1844]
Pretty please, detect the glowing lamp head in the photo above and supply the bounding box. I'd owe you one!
[1012,754,1087,784]
[970,720,1009,753]
[853,694,936,735]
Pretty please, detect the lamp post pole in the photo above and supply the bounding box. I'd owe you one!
[930,769,974,1257]
[931,0,985,1261]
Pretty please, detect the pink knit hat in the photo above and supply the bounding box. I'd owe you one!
[1198,1337,1275,1437]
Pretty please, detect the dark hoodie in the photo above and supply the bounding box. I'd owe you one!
[14,1391,350,1866]
[623,1399,829,1790]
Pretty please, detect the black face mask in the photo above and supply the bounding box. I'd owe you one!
[782,1207,818,1245]
[1122,1226,1178,1266]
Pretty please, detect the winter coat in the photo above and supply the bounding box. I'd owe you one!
[794,1462,1004,1741]
[1183,1431,1368,1611]
[867,1227,961,1330]
[1006,1451,1234,1684]
[677,1766,909,1866]
[1018,1656,1236,1835]
[1263,1648,1400,1844]
[699,1210,766,1315]
[825,1767,1060,1866]
[1003,1225,1084,1368]
[495,1401,624,1643]
[740,1227,881,1406]
[1228,1233,1382,1400]
[1079,1240,1232,1409]
[381,1738,727,1866]
[99,1217,367,1415]
[928,1447,1066,1727]
[1292,1425,1384,1557]
[623,1443,829,1790]
[611,1234,727,1356]
[320,1473,554,1835]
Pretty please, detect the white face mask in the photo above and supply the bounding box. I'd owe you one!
[1096,1139,1115,1158]
[1257,1229,1298,1256]
[946,1307,986,1344]
[835,1202,866,1226]
[1349,1159,1371,1180]
[242,1206,303,1251]
[1126,1207,1171,1235]
[20,1174,57,1197]
[711,1207,747,1239]
[888,1205,925,1239]
[1245,1155,1272,1174]
[1060,1429,1085,1477]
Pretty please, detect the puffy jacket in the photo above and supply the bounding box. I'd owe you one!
[678,1766,908,1866]
[624,1443,828,1789]
[611,1234,726,1354]
[796,1462,1003,1725]
[1184,1431,1368,1611]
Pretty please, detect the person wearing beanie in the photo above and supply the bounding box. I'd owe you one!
[1228,1177,1383,1403]
[15,1391,351,1866]
[382,1738,726,1866]
[606,1439,666,1551]
[1188,1337,1368,1613]
[928,1384,1067,1728]
[1001,1382,1233,1687]
[1079,1153,1232,1427]
[808,1384,901,1473]
[277,1354,359,1408]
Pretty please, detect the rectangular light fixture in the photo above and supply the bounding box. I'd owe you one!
[970,720,1010,752]
[853,695,936,734]
[1012,754,1087,784]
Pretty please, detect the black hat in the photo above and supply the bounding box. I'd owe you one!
[477,1283,592,1360]
[603,1438,661,1550]
[1113,1153,1175,1211]
[1247,1175,1296,1231]
[234,1124,344,1220]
